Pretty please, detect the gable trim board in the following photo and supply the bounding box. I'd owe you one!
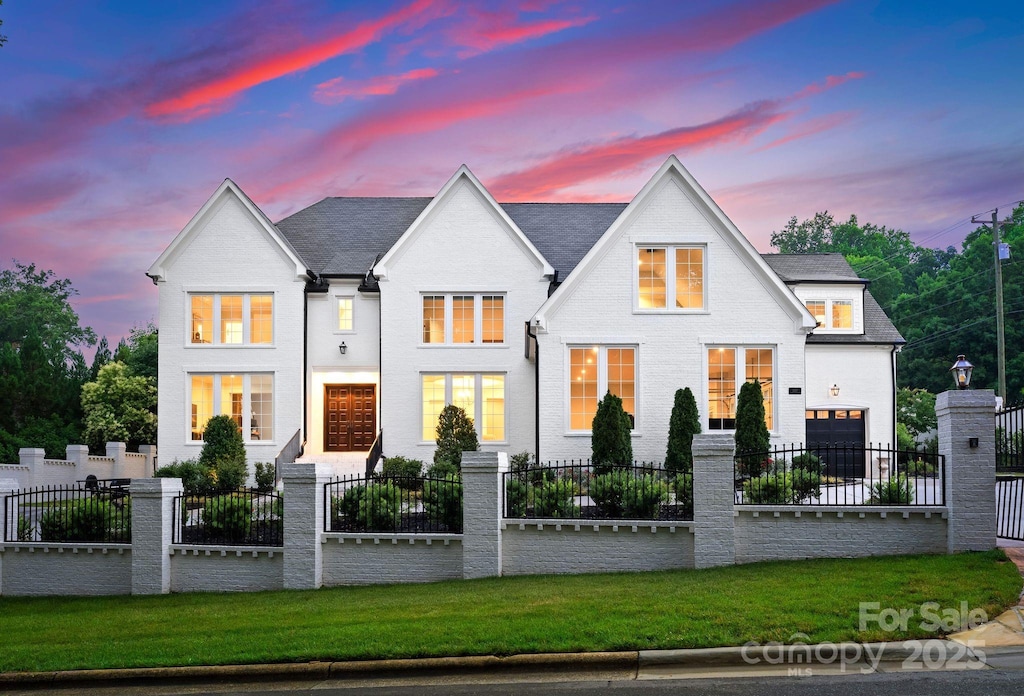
[150,157,903,467]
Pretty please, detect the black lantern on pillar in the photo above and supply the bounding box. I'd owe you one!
[949,354,973,390]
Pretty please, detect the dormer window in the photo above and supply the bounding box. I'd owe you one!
[636,245,705,311]
[806,299,855,331]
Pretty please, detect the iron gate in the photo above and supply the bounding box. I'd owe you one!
[996,401,1024,473]
[997,475,1024,541]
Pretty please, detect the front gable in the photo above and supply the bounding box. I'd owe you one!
[373,166,554,281]
[532,156,816,333]
[147,179,309,283]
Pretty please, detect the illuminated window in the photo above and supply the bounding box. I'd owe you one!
[569,346,636,431]
[422,375,446,440]
[250,295,273,344]
[805,301,826,327]
[421,373,506,442]
[191,295,213,344]
[637,246,704,310]
[337,297,353,331]
[832,301,853,329]
[423,296,445,344]
[189,373,273,442]
[707,347,774,431]
[189,293,273,345]
[453,296,475,344]
[482,296,504,343]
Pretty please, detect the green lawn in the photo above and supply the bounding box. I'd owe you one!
[0,551,1019,673]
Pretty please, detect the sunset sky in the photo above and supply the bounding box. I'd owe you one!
[1,0,1022,351]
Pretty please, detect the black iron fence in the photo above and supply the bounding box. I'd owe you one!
[503,460,693,521]
[734,444,944,506]
[3,484,131,543]
[173,489,283,546]
[324,474,463,533]
[997,402,1024,473]
[997,475,1024,541]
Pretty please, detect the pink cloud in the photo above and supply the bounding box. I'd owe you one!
[445,6,597,57]
[144,0,443,122]
[314,67,441,104]
[754,111,857,152]
[793,71,867,100]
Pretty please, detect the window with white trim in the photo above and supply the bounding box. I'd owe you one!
[421,373,505,442]
[637,246,704,310]
[189,293,273,345]
[707,346,773,431]
[189,373,273,442]
[805,299,854,330]
[568,345,636,431]
[420,294,505,345]
[337,297,354,331]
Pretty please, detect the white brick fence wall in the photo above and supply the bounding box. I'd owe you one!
[0,390,998,596]
[2,442,157,490]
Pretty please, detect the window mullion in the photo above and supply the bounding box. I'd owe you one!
[242,295,250,346]
[212,295,221,344]
[667,247,676,309]
[598,348,608,397]
[242,374,251,442]
[445,295,452,344]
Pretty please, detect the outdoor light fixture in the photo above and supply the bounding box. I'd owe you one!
[950,354,973,390]
[830,384,840,397]
[339,342,347,355]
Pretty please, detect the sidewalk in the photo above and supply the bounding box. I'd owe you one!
[3,546,1024,690]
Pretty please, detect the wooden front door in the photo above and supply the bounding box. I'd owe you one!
[325,385,376,452]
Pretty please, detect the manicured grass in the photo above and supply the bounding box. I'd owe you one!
[0,551,1019,673]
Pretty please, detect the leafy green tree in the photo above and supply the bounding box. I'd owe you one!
[665,387,700,474]
[734,380,770,472]
[81,362,157,453]
[591,391,633,474]
[116,324,158,381]
[434,404,478,468]
[896,388,936,439]
[90,337,112,380]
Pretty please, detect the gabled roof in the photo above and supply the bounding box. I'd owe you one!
[531,156,818,333]
[762,253,905,345]
[374,166,554,280]
[148,179,309,282]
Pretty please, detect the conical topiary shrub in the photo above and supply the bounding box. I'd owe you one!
[592,391,633,475]
[734,380,770,478]
[665,387,700,474]
[434,403,479,469]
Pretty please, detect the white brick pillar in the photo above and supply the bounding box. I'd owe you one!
[65,444,89,471]
[18,448,43,489]
[130,477,183,594]
[937,389,997,553]
[692,434,736,568]
[282,462,333,590]
[138,445,158,475]
[461,451,508,579]
[106,442,128,479]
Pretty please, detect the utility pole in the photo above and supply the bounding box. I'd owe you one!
[972,209,1007,399]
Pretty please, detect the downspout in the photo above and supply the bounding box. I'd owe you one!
[891,344,899,447]
[301,274,315,458]
[526,320,540,464]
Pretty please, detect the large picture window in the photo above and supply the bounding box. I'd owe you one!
[420,294,505,345]
[707,346,773,431]
[637,246,704,310]
[421,373,505,442]
[189,293,273,345]
[190,373,273,442]
[568,346,636,431]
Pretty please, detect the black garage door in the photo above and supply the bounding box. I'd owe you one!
[805,410,866,478]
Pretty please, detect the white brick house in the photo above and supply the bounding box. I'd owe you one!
[148,156,903,472]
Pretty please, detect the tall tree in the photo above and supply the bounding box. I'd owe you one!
[90,337,112,380]
[81,362,157,453]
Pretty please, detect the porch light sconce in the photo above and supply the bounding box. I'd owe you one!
[969,437,979,449]
[950,354,973,390]
[339,342,347,355]
[829,384,840,398]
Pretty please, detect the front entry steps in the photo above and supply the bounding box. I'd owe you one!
[295,451,368,478]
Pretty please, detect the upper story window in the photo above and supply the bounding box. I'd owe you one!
[421,294,505,345]
[190,293,273,345]
[805,299,854,330]
[337,297,354,332]
[637,246,704,311]
[568,345,636,431]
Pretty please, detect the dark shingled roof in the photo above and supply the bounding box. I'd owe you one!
[273,198,627,278]
[761,253,904,345]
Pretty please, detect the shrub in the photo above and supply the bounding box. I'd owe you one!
[622,473,669,518]
[533,478,579,518]
[905,458,937,477]
[869,475,914,505]
[790,453,824,475]
[734,380,770,477]
[202,495,251,543]
[790,469,822,501]
[506,478,528,517]
[382,456,424,489]
[211,454,248,493]
[155,458,214,495]
[665,387,700,475]
[434,404,479,468]
[590,470,630,517]
[39,499,130,542]
[674,473,694,519]
[426,458,459,479]
[17,515,34,541]
[253,462,276,492]
[332,485,366,528]
[591,391,633,475]
[896,422,916,453]
[423,473,463,531]
[743,472,793,504]
[199,415,247,468]
[510,451,534,479]
[357,482,402,531]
